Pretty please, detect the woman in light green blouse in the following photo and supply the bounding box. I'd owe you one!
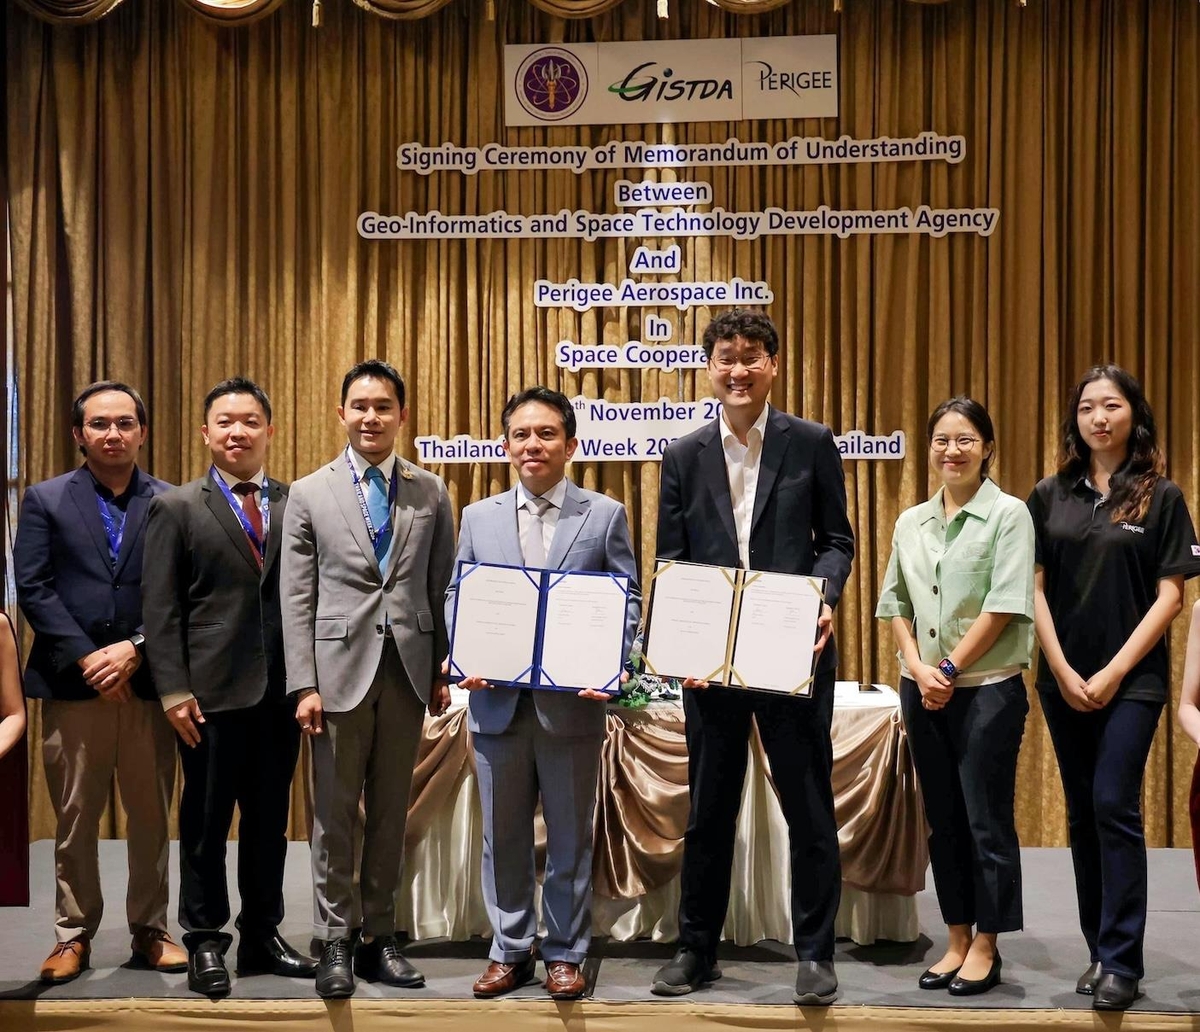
[876,397,1035,997]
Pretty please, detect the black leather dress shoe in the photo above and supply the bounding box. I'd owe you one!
[1075,961,1102,995]
[793,960,838,1006]
[237,932,318,978]
[188,948,231,998]
[918,966,961,990]
[316,937,355,999]
[650,947,719,996]
[353,935,425,988]
[947,953,1001,996]
[1093,972,1139,1011]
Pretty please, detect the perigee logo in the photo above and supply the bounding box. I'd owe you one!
[1120,523,1145,535]
[608,62,734,103]
[749,61,834,96]
[515,48,588,121]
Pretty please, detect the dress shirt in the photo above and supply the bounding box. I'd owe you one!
[719,404,770,569]
[876,477,1035,686]
[515,477,568,564]
[346,447,397,488]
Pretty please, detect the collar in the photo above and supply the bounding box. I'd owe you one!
[918,477,1001,525]
[347,446,397,484]
[719,403,770,450]
[213,465,265,491]
[516,477,568,511]
[85,464,140,502]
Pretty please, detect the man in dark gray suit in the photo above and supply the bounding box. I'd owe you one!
[281,360,455,999]
[15,381,183,984]
[649,310,855,1006]
[143,377,314,997]
[445,387,640,1000]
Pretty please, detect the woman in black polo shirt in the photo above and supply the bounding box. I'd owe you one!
[1029,365,1200,1011]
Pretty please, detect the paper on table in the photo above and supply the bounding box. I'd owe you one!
[730,572,824,695]
[449,563,539,684]
[643,561,736,682]
[539,572,629,692]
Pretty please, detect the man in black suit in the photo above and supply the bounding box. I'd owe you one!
[143,377,315,996]
[649,310,855,1006]
[15,381,184,984]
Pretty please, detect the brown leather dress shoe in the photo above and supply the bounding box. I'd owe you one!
[130,928,188,972]
[545,960,587,1000]
[473,954,538,998]
[40,937,90,983]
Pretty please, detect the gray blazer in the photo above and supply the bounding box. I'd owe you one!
[281,452,454,711]
[445,481,640,737]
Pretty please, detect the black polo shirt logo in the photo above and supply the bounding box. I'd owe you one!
[1119,522,1145,535]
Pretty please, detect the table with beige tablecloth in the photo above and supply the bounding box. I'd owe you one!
[395,682,928,946]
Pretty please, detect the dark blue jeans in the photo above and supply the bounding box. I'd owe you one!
[1039,689,1163,979]
[900,675,1028,933]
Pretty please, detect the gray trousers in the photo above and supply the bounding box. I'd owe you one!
[309,647,425,940]
[472,692,604,965]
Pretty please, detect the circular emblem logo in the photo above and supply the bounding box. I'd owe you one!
[515,47,588,122]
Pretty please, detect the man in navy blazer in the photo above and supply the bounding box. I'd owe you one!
[649,311,855,1005]
[14,381,184,984]
[445,387,640,1000]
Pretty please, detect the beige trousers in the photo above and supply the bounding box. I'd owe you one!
[42,695,177,942]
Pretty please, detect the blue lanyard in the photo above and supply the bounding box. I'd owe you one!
[94,493,126,565]
[345,449,397,548]
[210,466,270,562]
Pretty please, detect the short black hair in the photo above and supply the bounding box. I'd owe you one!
[71,381,147,430]
[501,386,577,440]
[341,360,406,408]
[926,396,996,480]
[203,377,273,423]
[701,309,780,360]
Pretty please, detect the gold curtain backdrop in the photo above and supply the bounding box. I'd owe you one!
[5,0,1200,850]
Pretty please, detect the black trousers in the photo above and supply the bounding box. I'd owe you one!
[677,668,839,962]
[1039,689,1163,980]
[177,697,301,951]
[899,675,1028,933]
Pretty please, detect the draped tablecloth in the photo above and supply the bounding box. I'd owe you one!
[394,682,928,946]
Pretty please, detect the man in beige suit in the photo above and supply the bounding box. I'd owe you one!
[281,360,455,999]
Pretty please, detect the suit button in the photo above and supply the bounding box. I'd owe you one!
[929,628,936,638]
[376,624,384,634]
[932,585,938,595]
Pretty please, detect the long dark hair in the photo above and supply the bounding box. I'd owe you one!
[1057,365,1163,524]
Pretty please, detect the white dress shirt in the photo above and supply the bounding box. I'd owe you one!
[719,404,770,569]
[347,447,397,487]
[515,477,568,564]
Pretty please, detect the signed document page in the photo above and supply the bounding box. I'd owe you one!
[643,561,737,682]
[449,563,540,685]
[730,572,826,696]
[539,571,630,693]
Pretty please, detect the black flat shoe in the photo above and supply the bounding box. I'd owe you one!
[793,960,838,1006]
[1075,961,1102,995]
[353,934,425,988]
[1093,972,1139,1011]
[237,932,318,978]
[918,966,961,990]
[947,954,1001,996]
[187,948,231,998]
[650,947,719,996]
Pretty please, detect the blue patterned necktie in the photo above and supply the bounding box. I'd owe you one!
[364,465,392,566]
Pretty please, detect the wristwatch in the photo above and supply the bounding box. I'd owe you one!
[128,632,146,652]
[937,657,959,680]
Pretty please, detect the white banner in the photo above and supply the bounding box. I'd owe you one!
[504,37,838,127]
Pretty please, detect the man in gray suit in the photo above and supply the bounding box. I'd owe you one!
[281,360,455,999]
[445,387,640,1000]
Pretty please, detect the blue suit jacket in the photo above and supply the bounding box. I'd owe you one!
[446,481,640,737]
[15,465,172,701]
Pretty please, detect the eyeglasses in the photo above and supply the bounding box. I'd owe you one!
[930,435,980,452]
[85,417,141,433]
[711,351,770,372]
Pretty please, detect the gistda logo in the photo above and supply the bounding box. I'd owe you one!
[515,48,588,121]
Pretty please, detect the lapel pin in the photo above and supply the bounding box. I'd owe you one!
[400,465,415,481]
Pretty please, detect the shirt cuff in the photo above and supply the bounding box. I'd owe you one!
[160,691,195,711]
